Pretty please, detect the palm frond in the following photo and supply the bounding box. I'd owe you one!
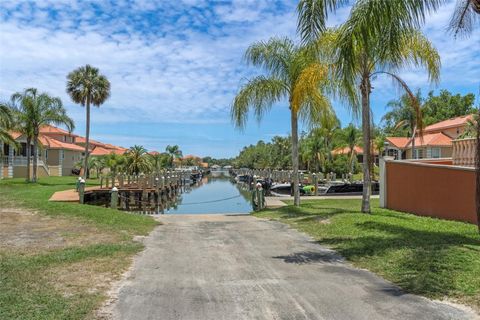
[297,0,350,43]
[231,76,286,129]
[244,38,295,81]
[449,0,479,37]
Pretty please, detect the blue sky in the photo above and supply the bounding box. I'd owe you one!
[0,0,478,158]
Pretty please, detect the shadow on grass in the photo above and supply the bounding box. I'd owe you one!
[318,221,480,297]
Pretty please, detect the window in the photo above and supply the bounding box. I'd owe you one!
[45,150,48,159]
[431,148,441,158]
[413,149,425,159]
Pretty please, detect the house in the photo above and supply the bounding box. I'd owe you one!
[331,145,379,164]
[1,125,126,179]
[1,125,84,178]
[385,114,473,160]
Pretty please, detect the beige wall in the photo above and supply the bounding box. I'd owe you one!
[62,150,83,176]
[46,149,60,166]
[12,165,49,179]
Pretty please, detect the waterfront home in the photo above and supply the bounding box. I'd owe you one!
[1,125,126,178]
[331,145,379,164]
[385,114,474,160]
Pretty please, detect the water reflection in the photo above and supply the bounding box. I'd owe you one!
[165,171,253,214]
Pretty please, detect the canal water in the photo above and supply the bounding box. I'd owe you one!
[165,171,252,214]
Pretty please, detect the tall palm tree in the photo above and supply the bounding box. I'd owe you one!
[298,0,478,226]
[66,65,111,179]
[11,88,74,182]
[298,8,440,213]
[125,145,152,176]
[231,37,333,206]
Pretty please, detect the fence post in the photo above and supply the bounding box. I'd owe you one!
[78,178,85,204]
[379,156,394,208]
[111,187,118,210]
[313,173,318,196]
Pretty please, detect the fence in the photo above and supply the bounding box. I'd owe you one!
[380,158,477,224]
[452,138,476,167]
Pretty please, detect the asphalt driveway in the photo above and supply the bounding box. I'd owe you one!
[110,214,476,320]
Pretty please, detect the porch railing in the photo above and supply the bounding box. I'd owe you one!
[452,138,476,167]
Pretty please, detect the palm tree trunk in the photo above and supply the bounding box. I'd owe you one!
[32,134,38,182]
[26,137,31,182]
[290,106,300,206]
[83,96,91,180]
[476,107,480,233]
[411,124,417,159]
[360,76,372,213]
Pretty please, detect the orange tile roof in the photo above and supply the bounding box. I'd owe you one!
[39,124,75,136]
[38,135,85,151]
[385,137,411,149]
[387,132,453,149]
[424,114,473,133]
[149,151,161,155]
[75,136,106,147]
[9,131,23,140]
[332,146,364,155]
[90,146,113,156]
[331,145,379,156]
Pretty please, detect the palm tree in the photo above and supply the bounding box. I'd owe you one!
[103,153,125,178]
[0,103,16,145]
[342,124,361,173]
[66,65,111,179]
[125,145,152,176]
[231,37,333,206]
[384,90,424,159]
[11,88,74,182]
[298,7,440,212]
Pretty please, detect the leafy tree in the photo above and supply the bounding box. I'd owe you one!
[125,145,152,176]
[11,88,74,182]
[231,37,333,206]
[67,64,111,179]
[422,90,476,125]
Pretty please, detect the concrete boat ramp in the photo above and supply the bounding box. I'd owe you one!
[103,214,476,320]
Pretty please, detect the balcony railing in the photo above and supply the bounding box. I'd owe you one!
[0,156,47,168]
[452,138,476,167]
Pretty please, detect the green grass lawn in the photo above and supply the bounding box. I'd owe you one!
[254,199,480,311]
[0,177,158,320]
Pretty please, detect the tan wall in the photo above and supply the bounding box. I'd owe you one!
[46,149,60,166]
[386,161,477,224]
[12,165,49,179]
[62,150,82,176]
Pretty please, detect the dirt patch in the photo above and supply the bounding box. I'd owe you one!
[45,254,133,299]
[0,207,120,254]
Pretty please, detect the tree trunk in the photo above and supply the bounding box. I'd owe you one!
[476,107,480,233]
[26,137,31,182]
[32,134,38,183]
[290,107,300,206]
[83,96,91,180]
[411,124,417,159]
[360,76,372,213]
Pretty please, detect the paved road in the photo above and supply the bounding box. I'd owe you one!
[111,215,475,320]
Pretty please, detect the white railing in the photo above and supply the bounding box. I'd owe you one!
[0,156,47,168]
[452,138,476,167]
